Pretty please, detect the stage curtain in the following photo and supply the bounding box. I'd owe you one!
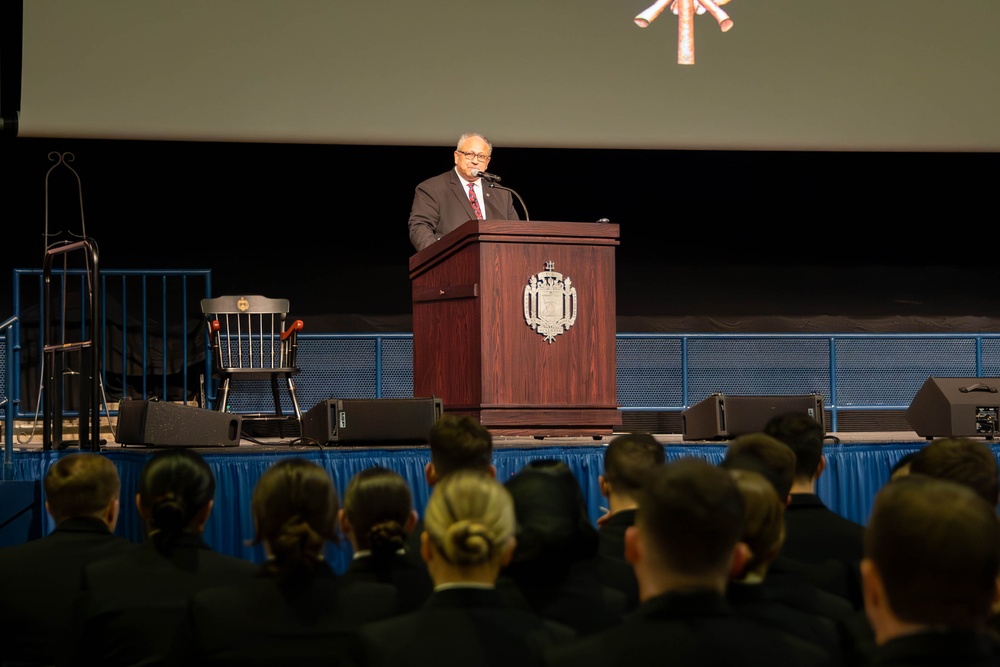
[9,442,937,573]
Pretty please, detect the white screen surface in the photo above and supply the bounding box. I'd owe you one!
[18,0,1000,151]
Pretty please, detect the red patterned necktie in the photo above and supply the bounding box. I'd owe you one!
[468,181,484,220]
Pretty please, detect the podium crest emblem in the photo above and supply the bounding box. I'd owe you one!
[523,262,577,343]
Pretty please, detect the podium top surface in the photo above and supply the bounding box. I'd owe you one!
[409,220,620,275]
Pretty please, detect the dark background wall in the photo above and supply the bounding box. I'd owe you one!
[3,137,998,333]
[5,3,1000,334]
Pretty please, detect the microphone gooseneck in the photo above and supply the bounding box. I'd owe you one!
[490,183,530,222]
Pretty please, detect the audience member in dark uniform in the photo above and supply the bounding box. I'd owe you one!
[0,453,138,667]
[762,414,867,609]
[404,414,496,561]
[360,470,576,667]
[68,448,258,667]
[905,436,1000,643]
[725,468,873,667]
[721,445,878,666]
[168,457,399,666]
[499,459,627,634]
[594,432,665,612]
[721,431,797,504]
[339,465,434,612]
[423,413,497,483]
[596,431,665,559]
[908,436,1000,507]
[862,474,1000,666]
[722,432,858,609]
[542,457,834,667]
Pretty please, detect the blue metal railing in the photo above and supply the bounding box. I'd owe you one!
[614,332,1000,431]
[3,267,999,437]
[9,268,212,424]
[276,331,1000,433]
[2,315,18,479]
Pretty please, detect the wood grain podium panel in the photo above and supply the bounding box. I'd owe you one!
[410,220,621,436]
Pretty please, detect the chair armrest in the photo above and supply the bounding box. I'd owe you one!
[280,319,304,341]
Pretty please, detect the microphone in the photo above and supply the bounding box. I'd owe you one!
[471,169,529,220]
[472,169,501,183]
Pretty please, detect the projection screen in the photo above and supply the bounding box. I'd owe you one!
[17,0,1000,151]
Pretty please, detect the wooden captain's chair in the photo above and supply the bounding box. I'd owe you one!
[200,295,304,432]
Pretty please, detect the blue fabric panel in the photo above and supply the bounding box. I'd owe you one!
[816,443,925,525]
[7,440,942,574]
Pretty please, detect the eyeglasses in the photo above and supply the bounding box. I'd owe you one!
[456,150,491,162]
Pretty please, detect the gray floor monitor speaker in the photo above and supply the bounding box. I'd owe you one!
[117,399,243,447]
[906,377,1000,439]
[302,397,443,445]
[682,393,826,441]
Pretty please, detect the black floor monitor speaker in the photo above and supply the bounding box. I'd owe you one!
[117,399,243,447]
[682,393,826,441]
[302,397,443,445]
[906,376,1000,439]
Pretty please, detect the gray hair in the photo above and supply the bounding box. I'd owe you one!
[456,132,492,152]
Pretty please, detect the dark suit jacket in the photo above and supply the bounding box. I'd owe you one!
[594,510,640,611]
[360,586,576,667]
[498,554,626,636]
[68,531,259,667]
[596,509,634,560]
[594,552,639,614]
[168,562,401,667]
[0,517,139,666]
[542,589,836,667]
[726,581,850,666]
[408,169,519,251]
[341,552,434,612]
[782,493,866,609]
[770,552,852,598]
[757,562,876,667]
[869,629,1000,667]
[401,517,427,570]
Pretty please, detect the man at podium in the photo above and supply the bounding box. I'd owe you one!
[408,132,519,252]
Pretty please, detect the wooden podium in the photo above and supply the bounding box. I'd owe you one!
[409,220,622,437]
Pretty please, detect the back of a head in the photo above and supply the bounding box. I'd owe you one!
[763,411,825,479]
[603,432,666,497]
[44,453,121,524]
[343,465,413,558]
[908,437,1000,507]
[504,459,598,564]
[721,432,796,500]
[637,457,745,576]
[865,474,1000,627]
[428,414,493,479]
[252,458,339,573]
[423,470,515,569]
[728,468,786,578]
[138,448,215,545]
